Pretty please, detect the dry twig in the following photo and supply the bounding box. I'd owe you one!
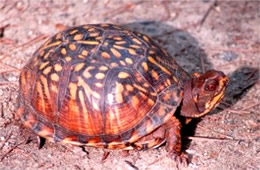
[0,139,26,161]
[125,160,139,170]
[200,0,218,26]
[226,109,251,115]
[197,124,235,140]
[185,135,242,142]
[241,102,260,111]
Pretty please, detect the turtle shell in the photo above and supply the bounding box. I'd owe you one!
[17,24,190,149]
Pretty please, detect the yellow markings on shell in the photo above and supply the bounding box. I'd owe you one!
[95,82,103,88]
[132,95,139,109]
[39,61,49,70]
[77,77,91,99]
[43,66,52,75]
[99,66,108,71]
[78,90,88,116]
[56,33,62,39]
[92,91,101,99]
[148,56,171,75]
[104,42,109,46]
[134,72,143,82]
[69,44,77,51]
[54,64,62,72]
[133,38,142,45]
[119,60,126,66]
[111,48,121,58]
[43,52,51,59]
[126,84,134,92]
[166,79,171,86]
[114,36,122,41]
[118,72,130,79]
[115,82,124,104]
[150,92,157,96]
[65,56,72,62]
[89,32,100,37]
[42,41,62,50]
[88,28,95,32]
[115,41,127,45]
[69,82,77,100]
[116,93,123,104]
[82,50,89,56]
[111,62,118,67]
[146,97,155,107]
[145,119,154,133]
[107,93,114,105]
[83,26,89,29]
[116,82,124,92]
[139,91,147,100]
[95,73,105,79]
[101,52,110,59]
[143,83,149,88]
[143,35,149,42]
[125,58,133,64]
[70,29,78,35]
[51,84,58,93]
[75,63,85,71]
[95,36,102,40]
[78,55,85,59]
[74,34,83,40]
[128,48,137,55]
[149,50,155,54]
[36,81,43,104]
[172,76,178,83]
[50,73,59,82]
[92,101,99,111]
[130,44,141,49]
[83,66,95,79]
[128,130,140,143]
[77,40,99,45]
[40,75,51,100]
[61,48,67,55]
[142,62,148,72]
[133,84,147,93]
[113,45,126,50]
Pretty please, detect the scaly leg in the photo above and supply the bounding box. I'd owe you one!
[165,116,189,166]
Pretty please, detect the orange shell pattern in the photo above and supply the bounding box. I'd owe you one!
[17,24,189,148]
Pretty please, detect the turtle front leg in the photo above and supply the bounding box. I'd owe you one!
[165,116,189,166]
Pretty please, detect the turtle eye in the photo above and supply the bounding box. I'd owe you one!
[205,80,217,91]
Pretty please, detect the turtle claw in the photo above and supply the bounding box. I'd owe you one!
[37,136,46,149]
[169,152,189,167]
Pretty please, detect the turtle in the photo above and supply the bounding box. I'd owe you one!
[16,23,228,165]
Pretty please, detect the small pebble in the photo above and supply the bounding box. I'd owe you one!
[214,51,238,61]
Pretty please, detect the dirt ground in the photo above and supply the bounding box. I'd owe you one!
[0,1,259,170]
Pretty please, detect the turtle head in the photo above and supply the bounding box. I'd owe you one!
[181,70,228,118]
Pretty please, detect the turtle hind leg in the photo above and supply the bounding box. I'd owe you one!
[165,116,189,167]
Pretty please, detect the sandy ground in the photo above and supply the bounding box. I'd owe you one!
[0,1,259,170]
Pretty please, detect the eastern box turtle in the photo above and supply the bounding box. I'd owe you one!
[17,24,228,164]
